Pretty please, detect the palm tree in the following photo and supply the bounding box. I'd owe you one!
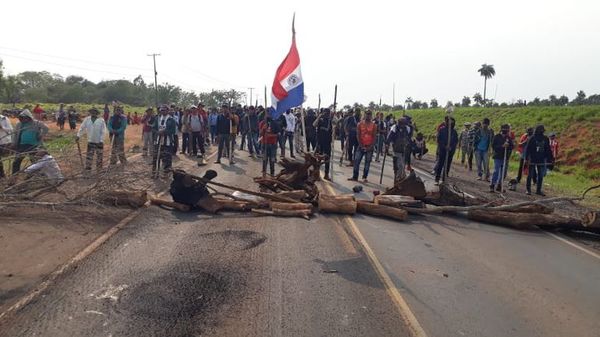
[477,64,495,105]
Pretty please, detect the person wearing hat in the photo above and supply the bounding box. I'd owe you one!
[141,108,156,157]
[77,108,107,171]
[458,122,472,167]
[107,106,128,166]
[11,109,49,174]
[525,124,553,196]
[152,105,177,177]
[349,110,377,182]
[489,124,514,192]
[0,111,14,179]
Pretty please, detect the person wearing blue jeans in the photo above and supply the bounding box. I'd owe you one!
[349,111,377,182]
[473,118,494,181]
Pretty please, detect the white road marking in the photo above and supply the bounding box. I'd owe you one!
[85,310,106,316]
[95,284,129,302]
[545,231,600,261]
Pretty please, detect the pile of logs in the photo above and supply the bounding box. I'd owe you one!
[254,152,327,203]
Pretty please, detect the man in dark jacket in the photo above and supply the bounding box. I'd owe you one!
[386,117,411,183]
[304,109,317,152]
[245,106,260,157]
[525,124,554,196]
[215,105,232,164]
[314,108,333,180]
[344,108,360,166]
[435,117,459,184]
[490,124,514,192]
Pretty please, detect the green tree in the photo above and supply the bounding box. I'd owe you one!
[477,64,495,104]
[473,92,483,106]
[461,96,471,107]
[430,98,438,108]
[2,75,24,106]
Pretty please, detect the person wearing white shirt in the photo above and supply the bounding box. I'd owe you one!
[76,108,107,171]
[0,113,14,178]
[24,150,64,184]
[282,109,297,158]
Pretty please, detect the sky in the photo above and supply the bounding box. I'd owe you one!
[1,0,598,108]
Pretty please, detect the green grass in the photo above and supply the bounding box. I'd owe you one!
[1,103,148,115]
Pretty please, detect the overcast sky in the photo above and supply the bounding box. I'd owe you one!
[1,0,598,107]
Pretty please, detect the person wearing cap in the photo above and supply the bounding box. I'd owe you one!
[386,117,411,182]
[12,109,49,174]
[349,110,377,183]
[489,124,514,192]
[525,125,553,196]
[141,108,156,157]
[0,112,14,179]
[152,105,177,177]
[77,108,107,171]
[458,122,472,167]
[313,108,333,180]
[107,106,128,166]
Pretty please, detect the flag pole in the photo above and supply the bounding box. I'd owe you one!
[262,85,268,177]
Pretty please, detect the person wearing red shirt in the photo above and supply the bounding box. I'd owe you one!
[33,104,44,121]
[259,110,280,176]
[349,110,377,182]
[549,132,559,161]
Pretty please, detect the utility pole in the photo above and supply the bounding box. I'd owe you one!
[147,53,161,109]
[392,83,396,108]
[248,87,255,107]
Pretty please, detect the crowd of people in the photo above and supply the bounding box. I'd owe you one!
[0,102,559,197]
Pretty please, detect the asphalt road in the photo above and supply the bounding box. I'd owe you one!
[1,144,599,337]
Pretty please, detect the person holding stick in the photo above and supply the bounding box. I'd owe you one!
[107,106,128,166]
[490,124,514,192]
[246,106,260,157]
[259,109,280,176]
[434,117,458,185]
[215,105,232,164]
[344,108,360,166]
[152,105,177,178]
[385,116,411,184]
[76,108,107,172]
[314,108,333,180]
[349,110,377,183]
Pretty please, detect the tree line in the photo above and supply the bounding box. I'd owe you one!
[0,59,245,108]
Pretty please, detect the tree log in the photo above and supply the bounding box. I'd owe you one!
[150,197,190,212]
[582,211,600,228]
[467,210,581,230]
[252,208,311,219]
[318,194,356,214]
[99,190,148,208]
[374,195,424,208]
[271,202,312,211]
[215,199,252,211]
[276,190,309,201]
[425,183,485,206]
[503,204,554,214]
[356,201,408,221]
[384,171,427,199]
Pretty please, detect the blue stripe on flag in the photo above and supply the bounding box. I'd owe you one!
[272,83,304,119]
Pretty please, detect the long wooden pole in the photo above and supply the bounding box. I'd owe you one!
[262,85,268,177]
[329,85,337,181]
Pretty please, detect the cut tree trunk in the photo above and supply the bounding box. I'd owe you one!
[384,171,427,199]
[503,204,554,214]
[467,210,581,230]
[252,208,312,219]
[582,211,600,228]
[99,190,148,208]
[276,190,309,201]
[150,197,190,212]
[356,201,408,221]
[214,199,252,211]
[271,202,312,211]
[425,183,485,207]
[374,195,424,208]
[318,194,356,214]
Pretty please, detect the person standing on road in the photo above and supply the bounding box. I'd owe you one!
[152,106,177,177]
[33,104,44,121]
[458,122,472,167]
[434,117,459,184]
[141,108,156,157]
[549,132,559,164]
[474,118,494,181]
[374,112,386,162]
[215,105,232,164]
[230,109,240,164]
[516,127,533,184]
[304,108,317,152]
[349,110,377,183]
[490,124,514,192]
[0,112,14,179]
[12,109,49,174]
[188,106,206,158]
[282,109,297,158]
[77,108,107,172]
[107,106,127,166]
[314,108,334,180]
[180,108,191,155]
[246,106,260,157]
[525,124,554,196]
[259,109,280,175]
[103,103,110,122]
[386,116,412,183]
[344,108,360,166]
[208,108,218,145]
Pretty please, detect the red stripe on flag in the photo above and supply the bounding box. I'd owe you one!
[272,36,300,101]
